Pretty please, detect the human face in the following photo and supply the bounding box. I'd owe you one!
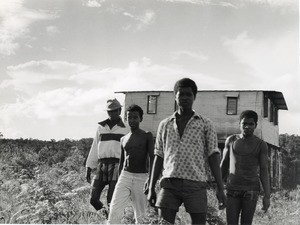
[127,111,141,130]
[240,117,257,137]
[175,87,195,111]
[107,108,121,121]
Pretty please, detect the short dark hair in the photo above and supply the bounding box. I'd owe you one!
[126,104,143,121]
[240,110,258,123]
[174,78,198,98]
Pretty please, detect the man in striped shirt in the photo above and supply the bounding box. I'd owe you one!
[85,98,128,213]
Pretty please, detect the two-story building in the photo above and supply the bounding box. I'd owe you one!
[116,90,288,189]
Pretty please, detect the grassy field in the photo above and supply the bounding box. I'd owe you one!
[1,164,299,224]
[0,139,299,224]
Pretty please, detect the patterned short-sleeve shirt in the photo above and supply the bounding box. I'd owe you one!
[155,111,220,182]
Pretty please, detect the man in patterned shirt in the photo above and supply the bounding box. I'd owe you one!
[147,78,226,225]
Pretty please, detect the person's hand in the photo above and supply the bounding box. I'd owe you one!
[261,196,270,213]
[147,189,157,207]
[86,167,92,183]
[216,188,227,210]
[143,179,149,195]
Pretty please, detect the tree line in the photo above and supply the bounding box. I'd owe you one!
[0,133,299,189]
[279,134,300,189]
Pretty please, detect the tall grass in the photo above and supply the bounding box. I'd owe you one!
[0,140,299,224]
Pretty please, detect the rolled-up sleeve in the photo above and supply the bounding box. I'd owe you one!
[205,119,220,157]
[154,120,164,158]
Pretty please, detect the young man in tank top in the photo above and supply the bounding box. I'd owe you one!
[220,110,270,225]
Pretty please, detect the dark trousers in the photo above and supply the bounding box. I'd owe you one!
[90,178,117,210]
[226,190,259,225]
[90,158,119,210]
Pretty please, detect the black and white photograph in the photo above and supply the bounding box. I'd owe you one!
[0,0,299,224]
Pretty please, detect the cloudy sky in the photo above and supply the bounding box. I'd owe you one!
[0,0,298,140]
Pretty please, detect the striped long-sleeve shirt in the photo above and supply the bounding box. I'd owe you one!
[86,119,129,169]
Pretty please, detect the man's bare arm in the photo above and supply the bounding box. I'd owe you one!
[118,143,125,175]
[147,155,163,207]
[220,137,230,181]
[144,132,155,195]
[259,141,271,212]
[208,153,227,209]
[147,132,155,179]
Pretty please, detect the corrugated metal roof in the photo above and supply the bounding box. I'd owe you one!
[266,91,288,110]
[116,90,288,110]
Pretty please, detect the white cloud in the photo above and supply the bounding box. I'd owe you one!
[0,97,32,122]
[30,88,107,119]
[163,0,238,8]
[0,87,116,139]
[164,0,209,4]
[123,12,134,19]
[0,0,57,55]
[46,25,59,35]
[42,46,53,52]
[163,0,296,8]
[106,4,124,15]
[123,10,155,31]
[223,31,298,86]
[223,30,300,120]
[1,57,232,123]
[0,87,110,121]
[171,50,209,61]
[3,54,296,138]
[3,60,88,94]
[139,10,155,26]
[82,0,103,8]
[279,110,300,135]
[243,0,297,7]
[70,57,232,91]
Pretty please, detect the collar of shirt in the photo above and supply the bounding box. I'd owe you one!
[155,110,216,181]
[98,118,126,128]
[168,110,204,122]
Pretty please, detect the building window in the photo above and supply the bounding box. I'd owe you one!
[227,97,238,115]
[270,103,278,125]
[147,95,158,114]
[274,107,278,125]
[263,94,268,118]
[269,102,274,122]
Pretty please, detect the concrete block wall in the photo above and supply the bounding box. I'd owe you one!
[121,90,279,146]
[261,119,279,146]
[124,92,175,135]
[193,91,264,141]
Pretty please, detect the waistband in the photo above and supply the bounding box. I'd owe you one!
[161,177,208,188]
[120,170,148,179]
[98,158,119,164]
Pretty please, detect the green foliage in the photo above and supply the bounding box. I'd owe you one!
[280,134,300,157]
[1,137,300,224]
[0,138,102,224]
[253,187,300,225]
[279,134,300,189]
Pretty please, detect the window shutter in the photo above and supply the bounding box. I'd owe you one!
[227,97,237,115]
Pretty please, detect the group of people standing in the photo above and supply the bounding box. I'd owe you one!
[85,78,270,225]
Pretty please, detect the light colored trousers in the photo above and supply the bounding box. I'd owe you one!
[107,170,148,224]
